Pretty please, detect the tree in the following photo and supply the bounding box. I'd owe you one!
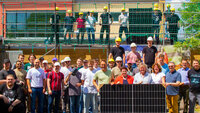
[178,0,200,37]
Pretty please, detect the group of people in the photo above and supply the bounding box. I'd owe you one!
[50,4,180,45]
[0,36,199,113]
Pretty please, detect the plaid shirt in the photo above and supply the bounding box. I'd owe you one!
[47,71,64,91]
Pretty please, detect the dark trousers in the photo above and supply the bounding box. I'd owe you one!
[0,99,26,113]
[51,26,60,44]
[100,25,110,44]
[70,95,80,113]
[76,28,85,44]
[119,26,129,44]
[169,27,178,45]
[48,91,61,113]
[63,87,70,112]
[154,27,160,44]
[178,85,189,113]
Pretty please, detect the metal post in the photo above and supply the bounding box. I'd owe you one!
[162,3,165,46]
[54,3,57,58]
[107,2,111,57]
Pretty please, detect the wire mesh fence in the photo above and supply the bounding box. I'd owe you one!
[1,1,199,45]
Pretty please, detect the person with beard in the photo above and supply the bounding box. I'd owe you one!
[0,74,25,113]
[12,54,25,70]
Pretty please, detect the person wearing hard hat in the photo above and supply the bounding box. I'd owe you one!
[167,8,180,45]
[118,8,129,44]
[85,10,97,44]
[50,7,61,44]
[108,58,115,70]
[99,6,113,44]
[153,7,162,44]
[164,4,172,39]
[64,10,76,44]
[142,36,157,69]
[76,12,86,44]
[109,37,125,65]
[111,56,123,81]
[127,43,141,69]
[60,57,72,113]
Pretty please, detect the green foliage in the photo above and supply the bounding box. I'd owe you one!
[174,37,200,51]
[178,0,200,35]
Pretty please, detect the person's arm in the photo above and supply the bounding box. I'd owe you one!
[0,94,9,104]
[166,81,180,87]
[81,80,84,85]
[64,72,72,85]
[0,80,6,85]
[123,53,125,65]
[93,80,99,92]
[26,79,32,93]
[8,99,21,112]
[99,14,102,25]
[109,53,113,60]
[50,17,52,24]
[47,78,52,95]
[142,54,145,63]
[167,21,169,29]
[178,21,180,28]
[118,15,121,23]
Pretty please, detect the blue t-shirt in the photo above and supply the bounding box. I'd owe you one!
[165,70,181,95]
[161,63,169,74]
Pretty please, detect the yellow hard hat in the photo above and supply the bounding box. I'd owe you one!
[108,58,115,63]
[167,4,171,8]
[55,7,59,11]
[121,8,125,11]
[79,12,83,15]
[154,3,159,8]
[103,6,108,10]
[171,8,175,11]
[154,8,159,11]
[91,10,94,13]
[115,37,122,42]
[67,10,72,13]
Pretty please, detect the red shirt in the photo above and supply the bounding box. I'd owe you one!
[47,71,64,91]
[114,75,134,84]
[76,18,85,28]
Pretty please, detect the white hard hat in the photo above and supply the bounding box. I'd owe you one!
[42,60,48,64]
[54,62,61,66]
[115,56,122,61]
[147,36,153,41]
[61,60,65,63]
[130,43,137,47]
[64,57,71,62]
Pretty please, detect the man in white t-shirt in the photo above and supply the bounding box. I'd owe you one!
[118,8,129,44]
[81,60,98,113]
[26,59,46,113]
[60,57,72,113]
[86,10,96,44]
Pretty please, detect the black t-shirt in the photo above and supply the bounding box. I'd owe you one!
[51,14,61,24]
[142,46,157,67]
[164,10,172,21]
[188,68,200,93]
[110,46,125,61]
[0,84,23,104]
[167,14,180,28]
[100,13,112,25]
[0,69,17,80]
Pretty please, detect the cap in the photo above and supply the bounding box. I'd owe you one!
[67,10,72,13]
[147,36,153,41]
[39,57,44,61]
[121,8,125,11]
[61,60,65,63]
[108,58,115,63]
[130,43,137,47]
[52,57,58,61]
[91,10,94,13]
[55,7,59,11]
[115,56,122,61]
[83,59,88,63]
[54,62,60,66]
[115,37,122,42]
[4,59,10,64]
[64,57,71,62]
[167,4,171,8]
[171,8,175,11]
[79,12,83,15]
[42,60,48,64]
[103,6,108,10]
[154,3,159,8]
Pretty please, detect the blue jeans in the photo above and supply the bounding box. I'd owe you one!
[189,91,200,113]
[86,28,95,44]
[48,91,61,113]
[31,87,44,113]
[83,93,98,113]
[79,86,83,113]
[70,95,80,113]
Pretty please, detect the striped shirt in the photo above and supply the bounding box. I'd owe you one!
[47,71,64,91]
